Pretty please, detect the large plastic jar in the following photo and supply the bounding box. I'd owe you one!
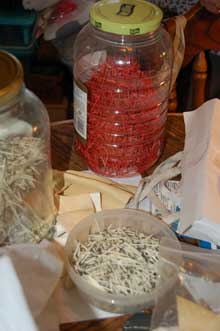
[73,0,173,177]
[0,51,55,244]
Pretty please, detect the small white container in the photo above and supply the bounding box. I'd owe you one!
[65,208,181,313]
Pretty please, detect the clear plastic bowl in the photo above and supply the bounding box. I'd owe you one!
[65,208,181,313]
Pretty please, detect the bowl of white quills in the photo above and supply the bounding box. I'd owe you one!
[65,208,181,313]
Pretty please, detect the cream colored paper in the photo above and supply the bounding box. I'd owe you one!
[59,170,136,209]
[177,296,220,331]
[54,170,136,245]
[58,193,95,214]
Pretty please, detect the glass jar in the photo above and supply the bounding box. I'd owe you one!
[73,0,173,177]
[0,51,55,244]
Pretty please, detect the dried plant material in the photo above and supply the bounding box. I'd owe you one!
[0,136,52,244]
[71,225,160,296]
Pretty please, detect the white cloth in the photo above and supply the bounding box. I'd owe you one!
[0,242,63,331]
[179,99,220,237]
[0,255,37,331]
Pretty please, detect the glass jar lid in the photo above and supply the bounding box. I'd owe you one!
[90,0,163,35]
[0,51,23,107]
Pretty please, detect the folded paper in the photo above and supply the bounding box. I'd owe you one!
[54,170,136,245]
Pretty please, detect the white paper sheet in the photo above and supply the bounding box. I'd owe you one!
[179,99,220,233]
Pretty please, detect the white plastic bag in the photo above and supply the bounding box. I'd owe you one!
[23,0,60,11]
[151,247,220,331]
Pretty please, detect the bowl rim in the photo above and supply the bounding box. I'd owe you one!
[64,208,181,305]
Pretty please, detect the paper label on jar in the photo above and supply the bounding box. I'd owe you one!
[74,80,87,140]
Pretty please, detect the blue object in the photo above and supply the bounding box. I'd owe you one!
[171,220,219,250]
[198,240,212,249]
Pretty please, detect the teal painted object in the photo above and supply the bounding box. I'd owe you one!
[0,7,37,46]
[0,41,37,58]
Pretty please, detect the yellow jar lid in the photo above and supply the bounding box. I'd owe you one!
[0,51,23,107]
[90,0,163,35]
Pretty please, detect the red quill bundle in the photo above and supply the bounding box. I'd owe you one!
[75,56,166,177]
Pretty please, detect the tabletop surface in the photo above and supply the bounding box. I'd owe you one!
[50,113,185,331]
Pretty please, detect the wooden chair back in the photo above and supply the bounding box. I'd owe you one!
[164,4,220,112]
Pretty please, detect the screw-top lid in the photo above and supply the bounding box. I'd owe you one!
[90,0,163,35]
[0,51,23,107]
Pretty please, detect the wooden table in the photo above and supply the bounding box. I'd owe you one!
[50,113,185,331]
